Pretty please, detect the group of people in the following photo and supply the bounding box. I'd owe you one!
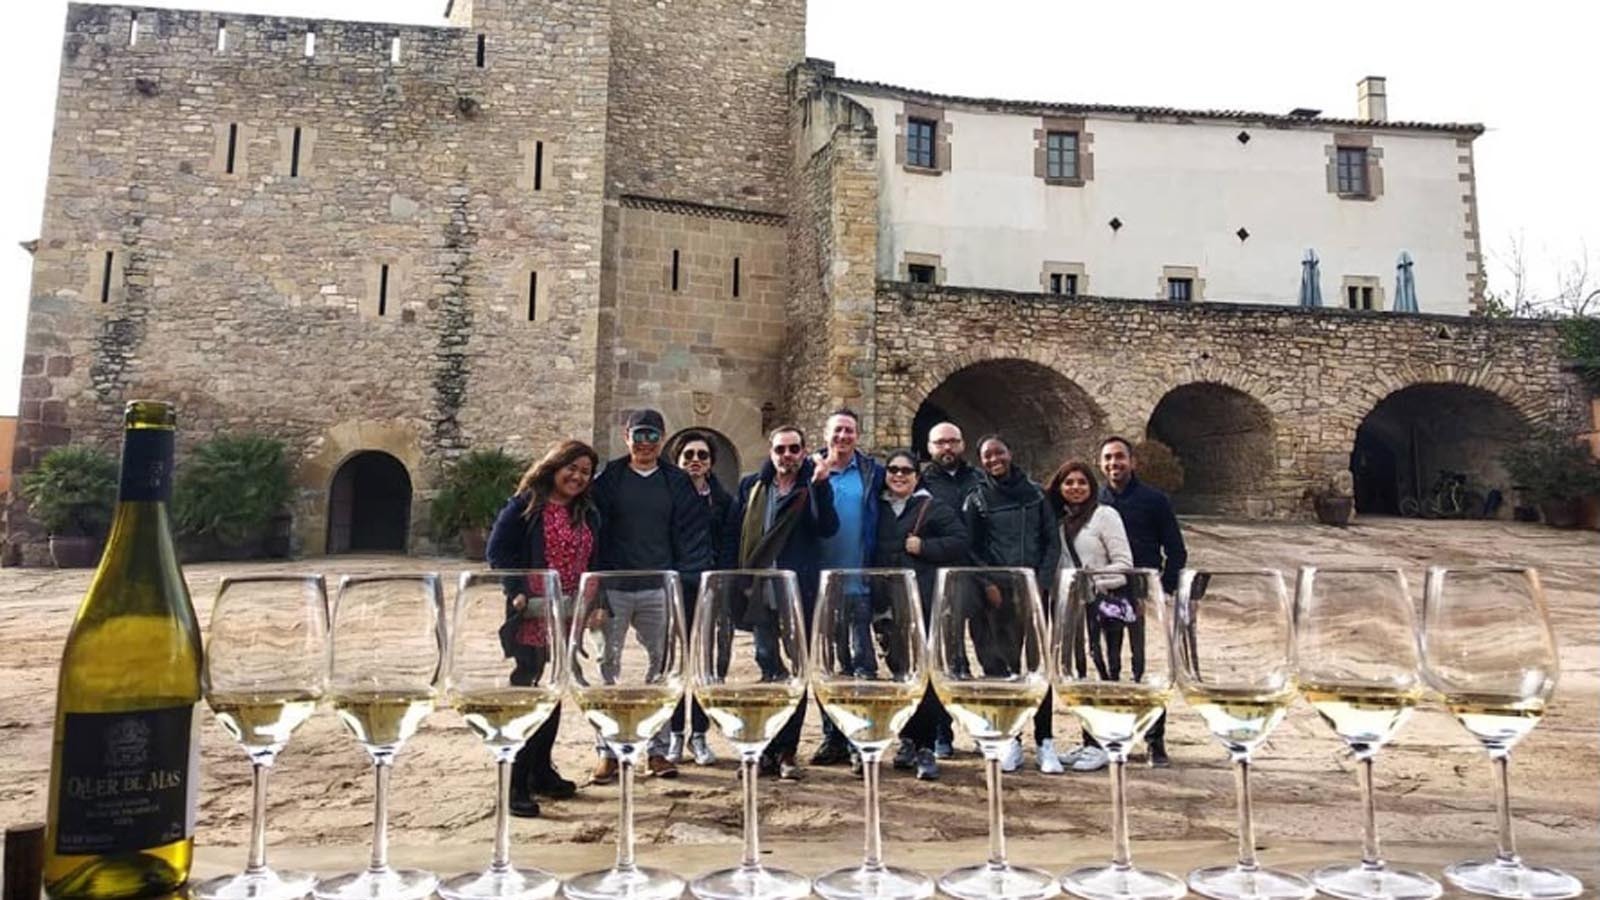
[484,407,1187,818]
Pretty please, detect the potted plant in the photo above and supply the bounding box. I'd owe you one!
[1501,426,1600,529]
[172,434,293,560]
[429,449,526,560]
[18,445,119,568]
[1311,470,1356,526]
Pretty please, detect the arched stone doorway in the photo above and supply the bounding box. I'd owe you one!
[1147,383,1275,515]
[1351,383,1526,516]
[327,451,413,553]
[913,360,1108,480]
[665,428,742,490]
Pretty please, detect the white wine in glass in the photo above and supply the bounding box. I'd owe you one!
[196,575,330,900]
[441,571,569,900]
[1420,566,1582,899]
[1052,567,1184,900]
[929,567,1056,900]
[1295,566,1440,900]
[565,570,688,900]
[315,574,445,900]
[688,570,810,900]
[810,568,933,900]
[1173,568,1311,900]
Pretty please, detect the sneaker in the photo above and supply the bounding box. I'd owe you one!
[665,732,686,764]
[1000,738,1024,773]
[591,756,619,785]
[1037,739,1064,775]
[1069,745,1109,772]
[529,767,578,800]
[933,737,955,760]
[892,739,917,771]
[646,754,680,778]
[810,738,851,766]
[689,733,717,766]
[849,749,863,777]
[914,749,939,781]
[778,753,802,781]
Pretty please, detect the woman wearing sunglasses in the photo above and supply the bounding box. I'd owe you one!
[873,449,970,781]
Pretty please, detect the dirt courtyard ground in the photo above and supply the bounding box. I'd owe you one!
[1,518,1595,884]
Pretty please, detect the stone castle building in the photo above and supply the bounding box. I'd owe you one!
[6,0,1586,562]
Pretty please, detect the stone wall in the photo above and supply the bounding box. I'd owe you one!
[873,285,1580,517]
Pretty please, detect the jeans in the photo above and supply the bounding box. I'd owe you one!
[594,587,671,758]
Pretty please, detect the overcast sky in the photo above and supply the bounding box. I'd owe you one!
[3,0,1596,416]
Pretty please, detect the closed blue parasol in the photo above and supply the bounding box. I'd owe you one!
[1394,250,1420,312]
[1299,248,1323,308]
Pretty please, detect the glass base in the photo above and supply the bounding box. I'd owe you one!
[439,865,561,900]
[196,867,318,900]
[813,863,935,900]
[938,861,1060,900]
[690,864,812,900]
[562,865,685,900]
[314,867,438,900]
[1310,862,1442,900]
[1444,858,1584,899]
[1187,864,1314,900]
[1060,863,1187,900]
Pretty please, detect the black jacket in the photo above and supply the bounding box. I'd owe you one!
[588,456,714,583]
[963,471,1061,594]
[1098,475,1186,593]
[725,457,839,609]
[874,490,969,613]
[921,461,984,516]
[695,474,736,569]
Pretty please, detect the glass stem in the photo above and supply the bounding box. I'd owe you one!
[1492,751,1520,866]
[615,751,638,873]
[369,759,392,874]
[1356,752,1384,871]
[244,760,271,874]
[740,751,762,871]
[491,751,515,873]
[1108,744,1133,870]
[984,750,1008,869]
[1232,752,1258,872]
[861,748,885,872]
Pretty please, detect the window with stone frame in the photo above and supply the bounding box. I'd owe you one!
[1046,131,1080,180]
[1336,147,1369,196]
[1048,272,1078,297]
[907,263,937,284]
[1167,278,1194,302]
[1341,275,1383,311]
[906,118,937,169]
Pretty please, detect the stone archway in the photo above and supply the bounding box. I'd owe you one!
[913,359,1108,480]
[326,451,413,553]
[1147,382,1276,515]
[665,427,742,490]
[1351,383,1528,516]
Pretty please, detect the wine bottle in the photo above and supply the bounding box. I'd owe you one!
[44,401,202,900]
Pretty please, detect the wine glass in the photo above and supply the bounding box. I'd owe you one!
[1051,567,1184,900]
[810,568,934,900]
[442,570,569,900]
[314,574,446,900]
[564,570,688,900]
[196,575,330,900]
[929,567,1057,900]
[1173,569,1312,900]
[1294,566,1439,900]
[1419,566,1582,899]
[688,570,811,900]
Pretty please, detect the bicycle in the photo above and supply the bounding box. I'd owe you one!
[1400,470,1485,519]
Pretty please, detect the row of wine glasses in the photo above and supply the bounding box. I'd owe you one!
[192,564,1578,900]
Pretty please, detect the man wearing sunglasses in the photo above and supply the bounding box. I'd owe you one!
[587,408,715,781]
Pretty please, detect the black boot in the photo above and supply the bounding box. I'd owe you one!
[529,765,578,800]
[1147,735,1171,769]
[509,756,541,818]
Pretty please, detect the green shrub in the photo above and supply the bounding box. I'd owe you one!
[1501,426,1600,505]
[429,449,526,541]
[19,446,119,536]
[172,434,292,546]
[1557,317,1600,392]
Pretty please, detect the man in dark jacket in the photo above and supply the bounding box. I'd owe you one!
[725,424,837,779]
[1097,435,1187,768]
[586,408,715,780]
[918,420,981,757]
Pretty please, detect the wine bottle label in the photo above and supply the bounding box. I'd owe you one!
[53,706,195,856]
[118,430,174,503]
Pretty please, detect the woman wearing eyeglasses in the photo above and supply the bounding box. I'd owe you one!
[874,449,969,781]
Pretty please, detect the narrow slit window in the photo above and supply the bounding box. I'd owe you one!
[527,271,539,321]
[732,257,741,298]
[225,123,239,174]
[216,20,227,53]
[671,250,680,292]
[476,34,487,68]
[378,264,390,316]
[304,29,316,58]
[533,141,544,191]
[100,252,114,303]
[390,36,402,65]
[290,126,303,177]
[129,12,140,47]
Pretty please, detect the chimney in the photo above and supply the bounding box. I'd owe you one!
[1358,76,1388,122]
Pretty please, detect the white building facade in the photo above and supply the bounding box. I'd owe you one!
[842,77,1484,314]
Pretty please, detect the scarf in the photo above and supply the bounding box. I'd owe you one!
[739,475,809,568]
[1060,497,1097,543]
[985,466,1040,504]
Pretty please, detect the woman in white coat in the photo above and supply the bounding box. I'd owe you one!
[1046,459,1133,771]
